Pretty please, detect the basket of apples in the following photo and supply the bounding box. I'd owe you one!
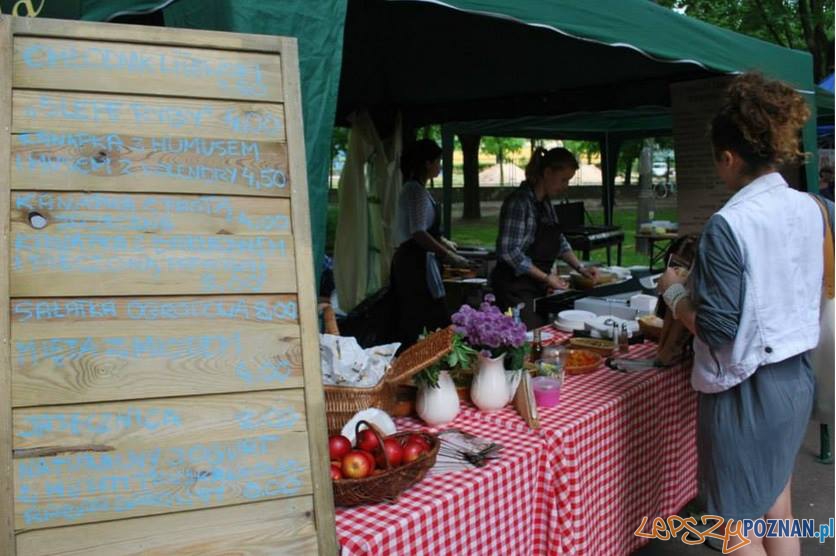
[329,420,439,507]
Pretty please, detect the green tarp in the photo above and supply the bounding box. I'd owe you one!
[162,0,347,285]
[448,85,834,139]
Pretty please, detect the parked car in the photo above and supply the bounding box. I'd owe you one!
[652,160,668,177]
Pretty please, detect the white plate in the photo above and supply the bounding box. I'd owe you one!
[556,309,596,331]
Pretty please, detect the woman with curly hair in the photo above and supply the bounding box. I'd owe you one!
[658,73,833,555]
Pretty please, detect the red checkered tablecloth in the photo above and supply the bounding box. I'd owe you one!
[473,328,699,555]
[336,413,550,555]
[335,328,699,555]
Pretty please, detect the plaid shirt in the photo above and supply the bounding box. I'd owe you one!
[495,182,572,276]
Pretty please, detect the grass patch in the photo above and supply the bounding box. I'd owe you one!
[450,208,678,267]
[325,204,677,268]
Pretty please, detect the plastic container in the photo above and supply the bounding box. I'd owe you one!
[531,376,561,408]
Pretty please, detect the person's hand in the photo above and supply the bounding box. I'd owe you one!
[545,273,568,292]
[656,266,687,293]
[440,237,458,251]
[579,265,598,281]
[445,252,471,268]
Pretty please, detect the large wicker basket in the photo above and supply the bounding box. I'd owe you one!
[333,421,439,507]
[323,326,454,435]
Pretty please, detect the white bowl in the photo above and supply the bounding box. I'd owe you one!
[556,310,597,331]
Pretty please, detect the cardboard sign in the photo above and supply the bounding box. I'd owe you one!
[0,16,336,555]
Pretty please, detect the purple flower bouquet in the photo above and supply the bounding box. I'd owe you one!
[451,295,528,369]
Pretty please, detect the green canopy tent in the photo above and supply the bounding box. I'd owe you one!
[445,84,835,229]
[10,0,820,274]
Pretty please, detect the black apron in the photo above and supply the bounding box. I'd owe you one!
[491,202,563,329]
[389,197,450,348]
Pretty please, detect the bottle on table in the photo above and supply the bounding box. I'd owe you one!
[619,323,630,353]
[529,328,543,363]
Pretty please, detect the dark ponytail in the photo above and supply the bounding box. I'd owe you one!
[401,139,443,182]
[525,146,579,182]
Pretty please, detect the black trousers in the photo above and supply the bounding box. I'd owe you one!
[389,242,450,348]
[491,262,548,330]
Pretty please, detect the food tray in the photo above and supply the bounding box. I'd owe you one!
[564,349,603,375]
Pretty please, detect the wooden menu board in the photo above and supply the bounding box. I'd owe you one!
[0,16,337,555]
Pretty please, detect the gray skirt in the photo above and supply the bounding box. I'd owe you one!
[698,352,814,520]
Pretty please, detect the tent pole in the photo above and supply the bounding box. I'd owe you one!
[600,134,621,227]
[442,124,454,238]
[600,133,609,226]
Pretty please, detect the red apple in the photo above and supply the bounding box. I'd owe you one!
[358,449,376,472]
[404,434,431,450]
[356,428,381,453]
[342,450,372,479]
[376,438,404,467]
[330,463,343,480]
[402,441,426,464]
[329,435,352,461]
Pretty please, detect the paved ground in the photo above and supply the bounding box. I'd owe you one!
[634,421,835,555]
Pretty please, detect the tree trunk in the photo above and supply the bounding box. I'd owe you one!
[499,146,504,186]
[624,158,635,187]
[798,0,831,82]
[461,134,481,220]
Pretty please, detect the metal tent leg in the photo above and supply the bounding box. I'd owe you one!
[818,424,833,464]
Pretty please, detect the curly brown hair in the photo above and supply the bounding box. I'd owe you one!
[710,72,810,172]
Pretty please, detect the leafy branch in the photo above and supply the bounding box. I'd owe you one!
[415,332,478,389]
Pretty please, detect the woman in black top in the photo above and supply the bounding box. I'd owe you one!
[389,139,468,347]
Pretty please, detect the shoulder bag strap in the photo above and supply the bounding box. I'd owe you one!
[810,194,834,300]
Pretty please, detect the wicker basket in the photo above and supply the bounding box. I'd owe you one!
[333,420,439,507]
[324,326,454,435]
[638,315,664,342]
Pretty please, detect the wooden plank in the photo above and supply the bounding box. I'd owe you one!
[11,133,290,197]
[10,223,296,297]
[11,293,299,336]
[8,194,294,298]
[12,296,303,406]
[13,91,285,141]
[14,37,283,102]
[13,392,311,529]
[281,36,339,556]
[12,16,285,54]
[1,14,16,556]
[10,193,292,236]
[16,497,317,556]
[14,390,306,454]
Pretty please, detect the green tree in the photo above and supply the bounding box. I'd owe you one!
[563,140,601,165]
[330,126,349,188]
[619,139,642,186]
[481,136,526,186]
[656,0,834,81]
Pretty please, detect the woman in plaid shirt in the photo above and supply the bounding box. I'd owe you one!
[491,147,596,328]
